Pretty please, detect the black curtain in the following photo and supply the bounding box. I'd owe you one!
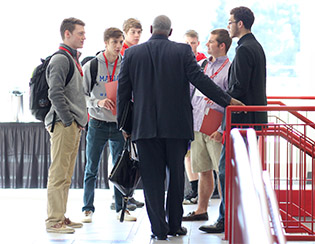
[0,122,109,189]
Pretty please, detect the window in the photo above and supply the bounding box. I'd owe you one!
[0,0,310,122]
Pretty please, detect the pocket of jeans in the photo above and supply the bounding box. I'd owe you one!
[90,118,101,128]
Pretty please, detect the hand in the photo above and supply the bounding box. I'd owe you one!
[209,131,223,143]
[122,131,131,140]
[98,98,115,111]
[229,98,246,114]
[230,98,244,106]
[78,125,85,131]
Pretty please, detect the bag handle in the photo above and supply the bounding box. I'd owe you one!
[125,137,138,161]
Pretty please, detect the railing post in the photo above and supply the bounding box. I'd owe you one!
[225,106,232,241]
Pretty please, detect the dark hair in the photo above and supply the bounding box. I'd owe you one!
[104,27,124,42]
[211,29,232,53]
[230,6,255,30]
[122,18,142,33]
[60,17,85,40]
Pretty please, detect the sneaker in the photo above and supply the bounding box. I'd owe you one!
[183,196,198,205]
[128,197,144,208]
[183,190,198,205]
[64,218,83,228]
[82,210,93,223]
[110,202,116,210]
[110,202,137,211]
[46,222,75,234]
[117,210,137,221]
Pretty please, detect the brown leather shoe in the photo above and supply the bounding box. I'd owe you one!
[182,211,208,221]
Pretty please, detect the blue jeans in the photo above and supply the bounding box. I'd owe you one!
[218,143,225,223]
[82,118,125,213]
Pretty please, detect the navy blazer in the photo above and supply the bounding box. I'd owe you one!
[226,33,267,128]
[117,34,232,141]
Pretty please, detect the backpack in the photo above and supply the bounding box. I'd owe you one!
[87,57,98,94]
[29,50,74,126]
[191,59,208,100]
[81,50,103,93]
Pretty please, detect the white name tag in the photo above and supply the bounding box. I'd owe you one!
[194,89,205,98]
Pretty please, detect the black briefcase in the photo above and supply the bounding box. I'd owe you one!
[108,138,141,222]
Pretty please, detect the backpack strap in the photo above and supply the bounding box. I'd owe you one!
[89,57,98,93]
[200,58,208,72]
[54,50,75,86]
[191,59,208,100]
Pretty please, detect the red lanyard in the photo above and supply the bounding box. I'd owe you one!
[103,52,118,82]
[204,58,229,79]
[59,46,83,76]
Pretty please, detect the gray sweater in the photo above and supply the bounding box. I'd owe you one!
[82,51,122,122]
[45,44,88,128]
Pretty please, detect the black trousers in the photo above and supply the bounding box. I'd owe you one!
[136,138,189,236]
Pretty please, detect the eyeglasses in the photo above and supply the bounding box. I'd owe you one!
[228,21,238,25]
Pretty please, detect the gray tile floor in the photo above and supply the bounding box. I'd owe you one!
[0,188,226,244]
[0,189,313,244]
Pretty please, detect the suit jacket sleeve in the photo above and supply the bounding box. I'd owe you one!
[228,46,252,99]
[184,48,231,107]
[117,53,132,127]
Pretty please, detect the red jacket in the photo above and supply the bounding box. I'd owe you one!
[196,52,207,62]
[120,43,129,56]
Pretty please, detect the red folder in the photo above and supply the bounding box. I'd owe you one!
[105,80,118,115]
[199,109,223,136]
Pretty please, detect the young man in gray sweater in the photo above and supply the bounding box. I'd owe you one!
[81,27,137,223]
[45,17,88,234]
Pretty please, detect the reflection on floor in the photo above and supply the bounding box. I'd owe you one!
[0,189,226,244]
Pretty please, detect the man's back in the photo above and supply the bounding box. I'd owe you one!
[118,34,232,141]
[119,34,194,140]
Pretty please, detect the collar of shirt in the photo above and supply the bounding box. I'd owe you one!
[150,34,169,41]
[205,55,229,73]
[237,33,254,46]
[122,43,129,50]
[60,43,81,62]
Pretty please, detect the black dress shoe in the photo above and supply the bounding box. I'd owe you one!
[168,226,187,236]
[199,219,224,233]
[182,211,208,221]
[151,234,167,240]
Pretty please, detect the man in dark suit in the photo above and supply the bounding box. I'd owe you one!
[199,6,267,234]
[117,15,243,241]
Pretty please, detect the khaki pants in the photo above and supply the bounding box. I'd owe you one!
[45,121,81,228]
[191,131,222,173]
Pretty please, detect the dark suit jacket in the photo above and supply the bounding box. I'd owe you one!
[225,33,267,128]
[117,34,232,141]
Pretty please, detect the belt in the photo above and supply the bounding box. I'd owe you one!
[90,117,116,124]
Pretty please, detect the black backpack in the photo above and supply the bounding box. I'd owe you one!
[29,50,74,126]
[81,51,103,93]
[85,57,98,94]
[191,59,208,100]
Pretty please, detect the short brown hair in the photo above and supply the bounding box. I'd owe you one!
[122,18,142,33]
[230,6,255,30]
[103,27,124,42]
[211,29,232,54]
[60,17,85,40]
[185,29,199,40]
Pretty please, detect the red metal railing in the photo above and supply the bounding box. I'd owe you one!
[225,103,315,242]
[229,128,285,244]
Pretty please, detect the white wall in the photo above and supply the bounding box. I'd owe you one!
[0,0,309,122]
